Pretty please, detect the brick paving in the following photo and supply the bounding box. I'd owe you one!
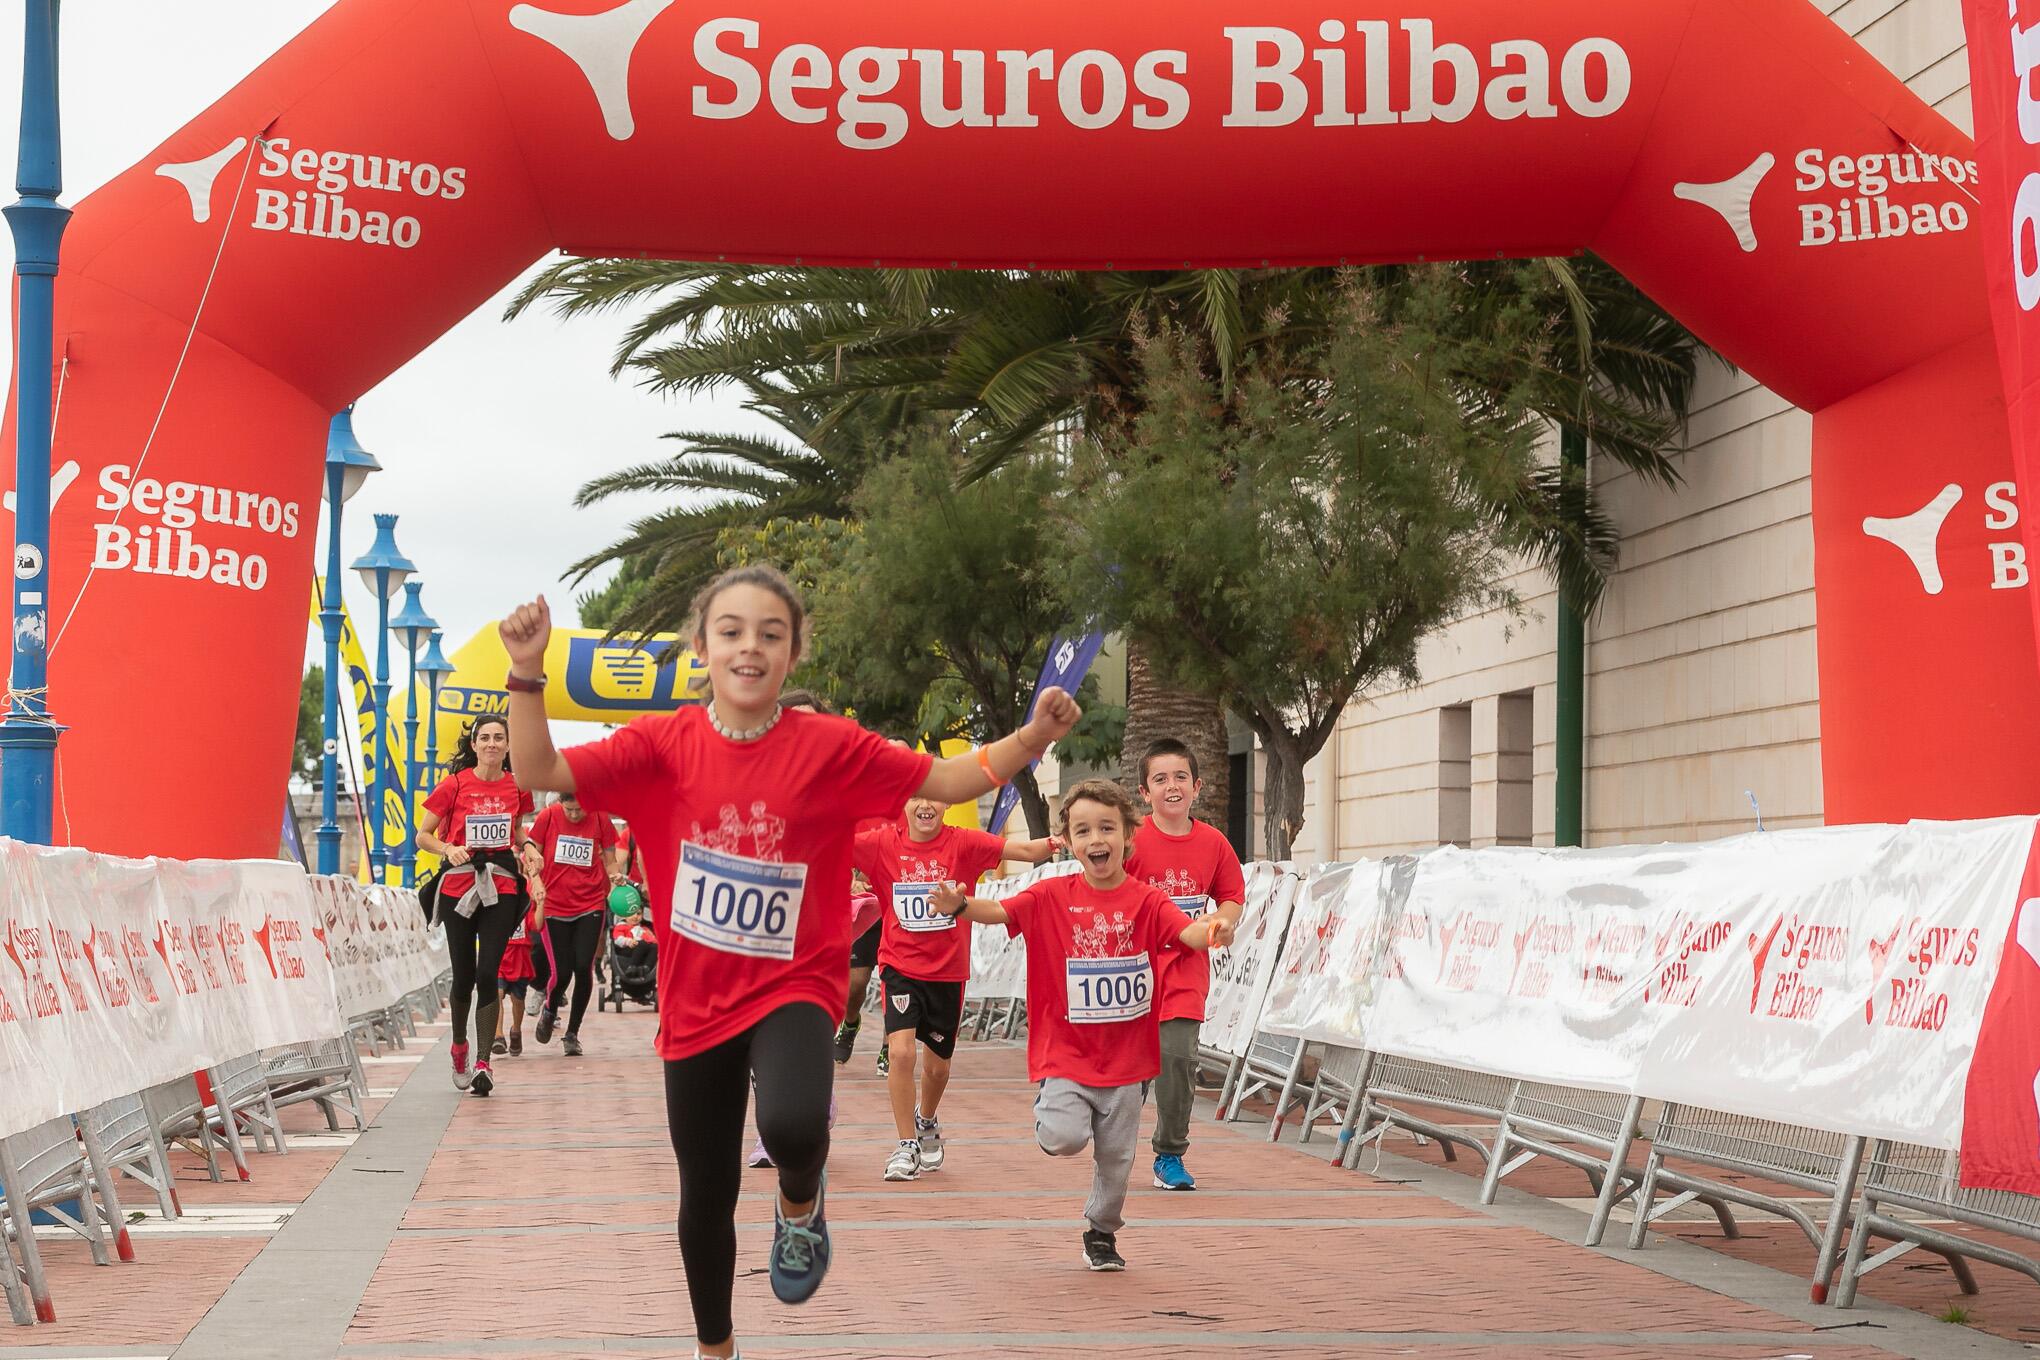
[0,1005,2028,1357]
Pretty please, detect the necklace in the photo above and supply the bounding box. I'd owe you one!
[708,701,783,743]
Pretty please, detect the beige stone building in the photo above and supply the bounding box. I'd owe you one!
[1267,0,1973,867]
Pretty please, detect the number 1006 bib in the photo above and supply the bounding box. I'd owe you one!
[672,842,806,961]
[1065,952,1153,1024]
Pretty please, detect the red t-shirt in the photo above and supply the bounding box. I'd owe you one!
[530,803,619,918]
[498,902,542,981]
[423,769,535,896]
[1126,818,1247,1024]
[855,824,1009,982]
[1002,873,1194,1087]
[563,706,933,1060]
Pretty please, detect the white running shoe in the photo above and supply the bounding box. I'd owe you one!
[915,1115,945,1171]
[884,1140,921,1181]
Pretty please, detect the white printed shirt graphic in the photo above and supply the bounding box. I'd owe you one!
[675,801,806,961]
[1065,906,1150,1024]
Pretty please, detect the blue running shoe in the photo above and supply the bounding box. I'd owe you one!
[1152,1153,1196,1191]
[768,1174,831,1304]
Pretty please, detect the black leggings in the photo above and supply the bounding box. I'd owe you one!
[665,1003,834,1346]
[442,889,523,1055]
[543,913,602,1035]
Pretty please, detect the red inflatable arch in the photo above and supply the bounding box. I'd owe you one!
[4,0,2032,857]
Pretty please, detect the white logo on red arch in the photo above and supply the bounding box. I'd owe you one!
[1861,480,2027,596]
[1675,148,1976,252]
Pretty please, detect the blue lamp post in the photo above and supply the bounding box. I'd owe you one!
[417,629,455,808]
[0,2,71,846]
[390,581,437,887]
[316,410,380,876]
[349,515,413,883]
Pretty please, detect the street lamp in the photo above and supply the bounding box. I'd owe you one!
[316,408,380,876]
[390,581,437,888]
[1,2,72,849]
[349,515,413,884]
[418,629,456,813]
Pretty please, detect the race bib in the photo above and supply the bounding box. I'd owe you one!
[466,813,512,849]
[1065,952,1153,1024]
[556,835,596,868]
[672,842,806,961]
[892,881,955,933]
[1173,894,1214,920]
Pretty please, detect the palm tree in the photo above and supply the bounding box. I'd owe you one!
[511,257,1713,836]
[560,369,899,639]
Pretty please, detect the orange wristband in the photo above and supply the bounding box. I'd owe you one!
[977,745,1008,787]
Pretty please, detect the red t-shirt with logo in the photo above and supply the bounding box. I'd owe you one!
[855,824,1008,982]
[1126,819,1247,1024]
[1001,873,1194,1087]
[563,706,932,1060]
[530,803,619,918]
[423,769,535,898]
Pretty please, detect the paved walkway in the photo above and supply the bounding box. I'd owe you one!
[1,1005,2033,1358]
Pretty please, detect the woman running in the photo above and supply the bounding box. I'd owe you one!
[530,791,626,1056]
[497,564,1079,1360]
[417,715,540,1096]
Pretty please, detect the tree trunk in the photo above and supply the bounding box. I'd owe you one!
[1259,730,1310,862]
[1012,764,1052,840]
[1118,642,1232,842]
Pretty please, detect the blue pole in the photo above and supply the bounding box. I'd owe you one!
[0,1,70,846]
[401,643,420,887]
[316,460,345,875]
[369,575,392,883]
[423,671,442,811]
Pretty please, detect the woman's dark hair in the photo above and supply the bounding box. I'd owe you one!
[779,686,834,714]
[450,715,511,774]
[689,563,809,660]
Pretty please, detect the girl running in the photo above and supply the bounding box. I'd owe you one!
[530,791,625,1056]
[417,715,539,1096]
[497,564,1079,1360]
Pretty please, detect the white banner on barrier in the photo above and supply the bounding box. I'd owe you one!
[1255,858,1390,1048]
[0,844,350,1141]
[1198,862,1302,1058]
[1260,818,2036,1151]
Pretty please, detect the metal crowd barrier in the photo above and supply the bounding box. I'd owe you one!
[1484,1083,1646,1247]
[1345,1054,1514,1169]
[1834,1139,2022,1307]
[1221,1030,1306,1128]
[1627,1103,1857,1300]
[264,1036,370,1133]
[82,1095,180,1220]
[1293,1044,1371,1147]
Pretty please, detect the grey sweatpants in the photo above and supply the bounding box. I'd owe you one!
[1034,1077,1145,1234]
[1152,1017,1200,1157]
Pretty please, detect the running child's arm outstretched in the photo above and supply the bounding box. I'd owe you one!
[500,597,576,792]
[1181,916,1236,952]
[914,690,1083,805]
[929,882,1011,926]
[999,835,1061,866]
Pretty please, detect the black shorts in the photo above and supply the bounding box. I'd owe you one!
[849,920,882,969]
[879,966,964,1060]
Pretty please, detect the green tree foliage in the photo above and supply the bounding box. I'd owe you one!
[293,665,325,788]
[1068,268,1565,858]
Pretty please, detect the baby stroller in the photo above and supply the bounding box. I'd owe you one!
[600,882,658,1012]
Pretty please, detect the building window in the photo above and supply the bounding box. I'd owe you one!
[1496,690,1533,847]
[1439,705,1471,847]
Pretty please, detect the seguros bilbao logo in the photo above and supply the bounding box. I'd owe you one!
[1861,480,2027,596]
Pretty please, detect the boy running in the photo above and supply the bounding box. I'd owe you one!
[1127,739,1246,1191]
[856,798,1056,1181]
[931,779,1232,1271]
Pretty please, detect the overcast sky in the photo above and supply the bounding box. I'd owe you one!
[0,4,770,743]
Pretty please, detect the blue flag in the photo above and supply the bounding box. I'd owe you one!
[988,630,1107,834]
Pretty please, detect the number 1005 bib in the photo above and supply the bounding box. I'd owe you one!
[672,842,807,961]
[1065,952,1152,1024]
